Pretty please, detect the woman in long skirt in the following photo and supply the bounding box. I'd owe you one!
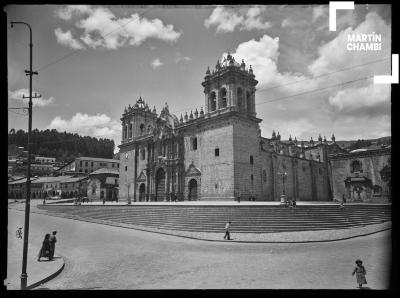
[352,259,367,288]
[38,234,51,261]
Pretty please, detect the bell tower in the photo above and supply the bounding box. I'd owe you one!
[201,53,258,117]
[120,96,157,143]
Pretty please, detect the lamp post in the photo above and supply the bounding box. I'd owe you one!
[10,21,38,290]
[278,172,287,205]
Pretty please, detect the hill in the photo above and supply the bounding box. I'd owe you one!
[8,128,115,163]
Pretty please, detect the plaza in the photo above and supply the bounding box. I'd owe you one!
[7,200,392,289]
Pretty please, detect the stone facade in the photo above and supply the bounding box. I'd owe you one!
[87,168,119,201]
[118,54,333,202]
[329,148,391,202]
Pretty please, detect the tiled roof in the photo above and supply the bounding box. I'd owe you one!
[90,168,119,175]
[76,157,120,163]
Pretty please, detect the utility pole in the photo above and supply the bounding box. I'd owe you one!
[10,21,40,290]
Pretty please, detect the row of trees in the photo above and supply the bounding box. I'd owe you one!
[8,128,115,163]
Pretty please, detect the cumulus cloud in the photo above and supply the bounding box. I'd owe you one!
[328,82,390,116]
[151,58,163,69]
[8,89,55,107]
[309,11,391,119]
[54,5,181,50]
[47,113,121,139]
[309,12,390,76]
[225,34,317,92]
[55,5,92,20]
[54,28,85,50]
[204,5,271,33]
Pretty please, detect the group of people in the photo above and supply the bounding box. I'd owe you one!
[38,231,57,261]
[284,199,296,208]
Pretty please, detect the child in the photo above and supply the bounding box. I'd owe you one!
[352,259,367,288]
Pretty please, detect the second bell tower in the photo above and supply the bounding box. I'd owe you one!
[201,53,258,117]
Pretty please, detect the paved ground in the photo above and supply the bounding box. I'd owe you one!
[8,207,391,289]
[6,210,64,290]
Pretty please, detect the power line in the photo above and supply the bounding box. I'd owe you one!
[256,76,373,106]
[36,7,154,72]
[257,57,390,93]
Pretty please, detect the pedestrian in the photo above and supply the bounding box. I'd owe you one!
[102,198,105,205]
[38,234,51,261]
[237,193,241,203]
[342,194,346,204]
[352,259,367,288]
[224,221,231,240]
[292,198,297,208]
[49,231,57,260]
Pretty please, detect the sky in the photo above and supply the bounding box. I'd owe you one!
[7,4,392,153]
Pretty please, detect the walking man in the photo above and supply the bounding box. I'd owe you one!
[224,221,231,240]
[49,231,57,260]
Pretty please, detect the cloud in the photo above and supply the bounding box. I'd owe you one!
[268,118,317,140]
[55,5,92,20]
[312,5,326,23]
[47,113,121,139]
[175,52,192,63]
[225,34,317,92]
[54,5,181,50]
[309,11,390,76]
[151,58,163,69]
[328,82,390,116]
[54,28,85,50]
[204,5,271,33]
[8,89,55,107]
[281,18,295,28]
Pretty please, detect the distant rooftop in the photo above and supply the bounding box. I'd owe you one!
[76,156,119,163]
[90,168,119,175]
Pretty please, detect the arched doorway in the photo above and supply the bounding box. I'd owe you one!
[188,179,198,201]
[156,168,166,201]
[139,183,146,202]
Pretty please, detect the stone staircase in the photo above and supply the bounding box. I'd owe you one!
[38,204,391,233]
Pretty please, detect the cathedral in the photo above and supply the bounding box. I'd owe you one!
[118,54,344,202]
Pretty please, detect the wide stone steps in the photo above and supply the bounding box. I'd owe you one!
[39,204,391,233]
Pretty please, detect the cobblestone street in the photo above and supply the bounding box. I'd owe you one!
[8,208,391,289]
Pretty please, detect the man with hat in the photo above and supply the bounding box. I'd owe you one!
[49,231,57,260]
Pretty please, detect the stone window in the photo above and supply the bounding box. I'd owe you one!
[129,123,133,138]
[125,166,128,172]
[250,155,254,164]
[210,92,217,111]
[141,148,146,160]
[85,161,88,167]
[117,164,119,168]
[350,160,362,173]
[246,91,252,112]
[91,162,94,167]
[215,148,219,157]
[220,88,227,108]
[80,161,82,166]
[192,137,197,150]
[112,163,114,168]
[262,170,267,182]
[140,124,145,135]
[124,125,128,139]
[237,88,243,110]
[319,168,322,175]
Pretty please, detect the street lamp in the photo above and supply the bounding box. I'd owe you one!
[278,172,287,205]
[10,21,38,290]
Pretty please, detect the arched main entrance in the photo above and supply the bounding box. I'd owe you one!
[139,183,146,202]
[156,168,166,201]
[188,179,198,201]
